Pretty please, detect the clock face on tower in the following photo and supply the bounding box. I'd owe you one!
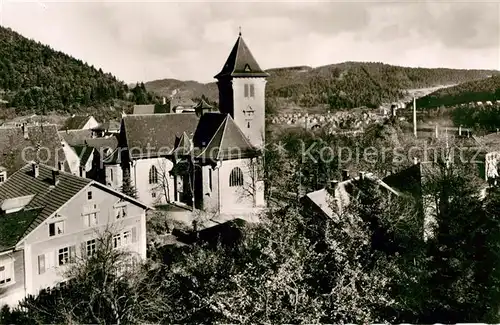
[243,105,255,119]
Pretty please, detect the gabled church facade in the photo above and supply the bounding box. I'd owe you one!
[117,32,267,215]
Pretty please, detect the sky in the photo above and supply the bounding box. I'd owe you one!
[1,0,499,84]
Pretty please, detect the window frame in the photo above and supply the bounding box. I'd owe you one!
[57,246,75,266]
[149,166,159,184]
[229,167,244,187]
[86,239,97,257]
[49,220,65,237]
[83,212,98,228]
[0,260,14,286]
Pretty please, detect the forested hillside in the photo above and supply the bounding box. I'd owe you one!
[0,26,157,114]
[146,62,497,111]
[416,75,500,108]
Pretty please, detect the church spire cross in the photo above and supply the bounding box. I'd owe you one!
[238,26,241,36]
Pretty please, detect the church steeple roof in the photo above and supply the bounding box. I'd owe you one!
[214,32,269,79]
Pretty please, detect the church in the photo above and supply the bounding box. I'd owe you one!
[114,32,267,215]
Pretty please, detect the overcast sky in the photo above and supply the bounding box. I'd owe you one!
[1,0,499,84]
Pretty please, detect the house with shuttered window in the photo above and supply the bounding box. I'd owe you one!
[0,162,149,307]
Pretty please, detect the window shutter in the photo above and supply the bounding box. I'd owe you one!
[38,255,45,274]
[131,227,137,243]
[69,246,76,262]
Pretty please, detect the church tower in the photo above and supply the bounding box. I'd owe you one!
[214,31,269,149]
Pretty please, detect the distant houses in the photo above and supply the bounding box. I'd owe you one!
[170,96,196,113]
[61,115,99,131]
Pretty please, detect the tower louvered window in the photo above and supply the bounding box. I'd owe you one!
[229,167,244,187]
[149,166,158,184]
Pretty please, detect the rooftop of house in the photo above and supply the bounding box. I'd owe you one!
[473,132,500,152]
[58,129,93,146]
[85,136,119,153]
[0,124,68,175]
[133,104,170,115]
[61,115,95,131]
[122,113,200,158]
[0,163,91,252]
[92,120,121,132]
[194,113,258,161]
[0,163,151,252]
[214,33,269,79]
[133,104,155,115]
[194,99,214,110]
[71,145,95,166]
[302,172,400,220]
[170,97,196,109]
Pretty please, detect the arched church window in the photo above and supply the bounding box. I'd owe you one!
[229,167,244,187]
[149,166,158,184]
[249,84,255,98]
[110,169,114,182]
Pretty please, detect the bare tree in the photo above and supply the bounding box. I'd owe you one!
[17,226,169,325]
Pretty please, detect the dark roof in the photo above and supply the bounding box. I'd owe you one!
[0,163,92,248]
[172,132,193,156]
[122,114,199,158]
[0,163,151,251]
[192,113,227,148]
[170,97,196,109]
[196,114,258,161]
[301,173,400,220]
[71,145,95,166]
[92,120,121,132]
[214,34,269,79]
[58,129,93,146]
[85,136,119,153]
[0,208,42,252]
[383,164,422,196]
[62,116,93,130]
[194,99,213,110]
[0,124,68,175]
[102,147,121,165]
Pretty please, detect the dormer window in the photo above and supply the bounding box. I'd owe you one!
[244,64,252,72]
[0,171,6,184]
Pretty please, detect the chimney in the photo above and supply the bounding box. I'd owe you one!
[342,169,350,181]
[435,124,439,138]
[391,104,397,117]
[459,125,462,136]
[162,97,166,105]
[330,180,339,189]
[413,97,417,138]
[359,171,365,180]
[32,162,39,178]
[79,166,86,178]
[52,169,59,186]
[22,123,29,140]
[413,157,419,165]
